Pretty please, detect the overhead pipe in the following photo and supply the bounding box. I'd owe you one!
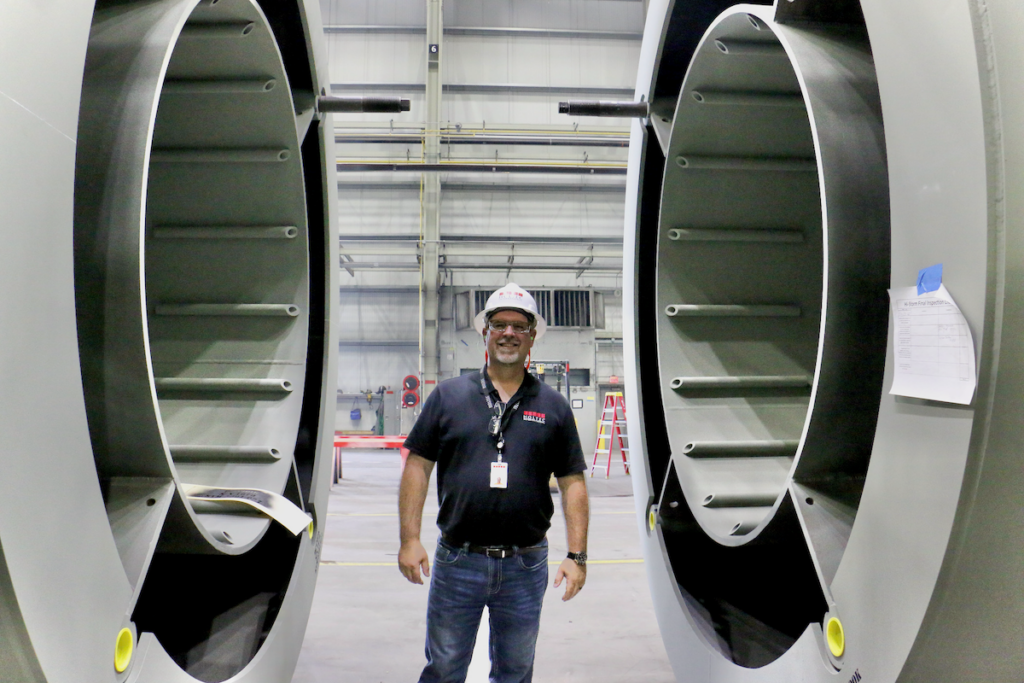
[558,100,650,118]
[318,95,411,113]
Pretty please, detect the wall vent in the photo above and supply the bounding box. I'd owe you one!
[472,289,594,329]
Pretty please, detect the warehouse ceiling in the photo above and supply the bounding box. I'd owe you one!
[318,0,642,395]
[319,0,643,287]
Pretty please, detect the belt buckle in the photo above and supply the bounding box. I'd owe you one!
[485,547,509,559]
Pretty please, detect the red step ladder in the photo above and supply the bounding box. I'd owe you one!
[591,392,629,478]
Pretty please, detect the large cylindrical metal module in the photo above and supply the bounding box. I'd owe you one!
[624,1,1024,681]
[0,0,338,681]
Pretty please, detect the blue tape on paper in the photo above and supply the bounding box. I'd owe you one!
[917,263,943,295]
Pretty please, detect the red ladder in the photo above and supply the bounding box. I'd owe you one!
[590,392,629,478]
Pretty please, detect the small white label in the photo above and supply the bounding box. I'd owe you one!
[183,484,313,536]
[490,461,508,488]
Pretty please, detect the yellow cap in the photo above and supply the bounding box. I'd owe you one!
[825,616,845,657]
[114,627,134,673]
[308,521,315,539]
[648,509,657,531]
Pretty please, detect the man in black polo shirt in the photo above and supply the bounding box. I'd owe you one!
[398,283,589,683]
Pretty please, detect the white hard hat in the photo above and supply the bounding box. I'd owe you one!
[473,283,547,340]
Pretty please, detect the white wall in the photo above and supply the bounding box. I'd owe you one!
[320,0,426,26]
[328,34,425,85]
[338,184,423,234]
[337,291,420,393]
[446,0,643,29]
[442,187,625,238]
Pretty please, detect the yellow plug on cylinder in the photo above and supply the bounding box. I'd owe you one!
[825,616,845,658]
[114,627,134,673]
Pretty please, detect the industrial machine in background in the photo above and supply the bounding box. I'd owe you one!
[375,388,401,436]
[531,361,602,452]
[0,0,344,681]
[621,0,1024,681]
[401,374,422,409]
[399,374,421,435]
[529,360,572,402]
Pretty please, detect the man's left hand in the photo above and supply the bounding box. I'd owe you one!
[553,558,586,601]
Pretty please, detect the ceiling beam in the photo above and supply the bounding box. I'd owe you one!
[339,235,624,244]
[322,26,642,40]
[335,133,629,147]
[330,83,634,97]
[336,262,622,273]
[339,286,422,293]
[441,263,623,272]
[339,340,420,347]
[335,162,626,174]
[337,181,626,193]
[447,27,641,40]
[339,244,622,258]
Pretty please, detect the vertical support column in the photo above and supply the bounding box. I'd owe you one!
[420,0,443,401]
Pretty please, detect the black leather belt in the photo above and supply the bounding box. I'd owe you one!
[442,534,545,558]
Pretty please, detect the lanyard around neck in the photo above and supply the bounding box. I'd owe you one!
[481,371,521,451]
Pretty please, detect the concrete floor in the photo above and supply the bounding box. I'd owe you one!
[292,450,675,683]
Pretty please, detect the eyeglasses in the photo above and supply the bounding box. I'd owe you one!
[487,321,532,335]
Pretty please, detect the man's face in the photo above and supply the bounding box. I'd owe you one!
[485,309,535,368]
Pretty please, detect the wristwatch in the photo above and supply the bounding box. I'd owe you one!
[567,551,587,566]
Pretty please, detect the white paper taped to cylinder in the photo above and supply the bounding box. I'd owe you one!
[887,284,977,405]
[183,484,313,535]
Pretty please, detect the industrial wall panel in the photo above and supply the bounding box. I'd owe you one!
[337,347,419,394]
[338,291,422,341]
[449,271,624,290]
[326,33,425,86]
[601,295,624,336]
[319,0,426,26]
[337,191,423,234]
[445,0,644,32]
[596,346,625,383]
[444,37,639,91]
[442,192,626,238]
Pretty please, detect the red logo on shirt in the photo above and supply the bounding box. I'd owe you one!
[523,410,546,424]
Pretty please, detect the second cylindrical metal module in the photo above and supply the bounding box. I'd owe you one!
[626,1,1024,681]
[0,0,339,681]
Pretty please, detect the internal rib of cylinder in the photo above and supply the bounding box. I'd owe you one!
[657,13,821,541]
[146,0,309,549]
[74,0,309,559]
[647,6,890,668]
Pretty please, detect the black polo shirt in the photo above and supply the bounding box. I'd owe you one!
[403,367,587,547]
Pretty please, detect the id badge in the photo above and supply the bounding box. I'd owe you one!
[490,461,508,489]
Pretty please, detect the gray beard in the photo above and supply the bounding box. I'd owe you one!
[492,347,522,365]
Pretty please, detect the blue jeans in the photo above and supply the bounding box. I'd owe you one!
[418,538,549,683]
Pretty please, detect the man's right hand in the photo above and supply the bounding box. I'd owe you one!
[398,453,434,584]
[398,539,431,584]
